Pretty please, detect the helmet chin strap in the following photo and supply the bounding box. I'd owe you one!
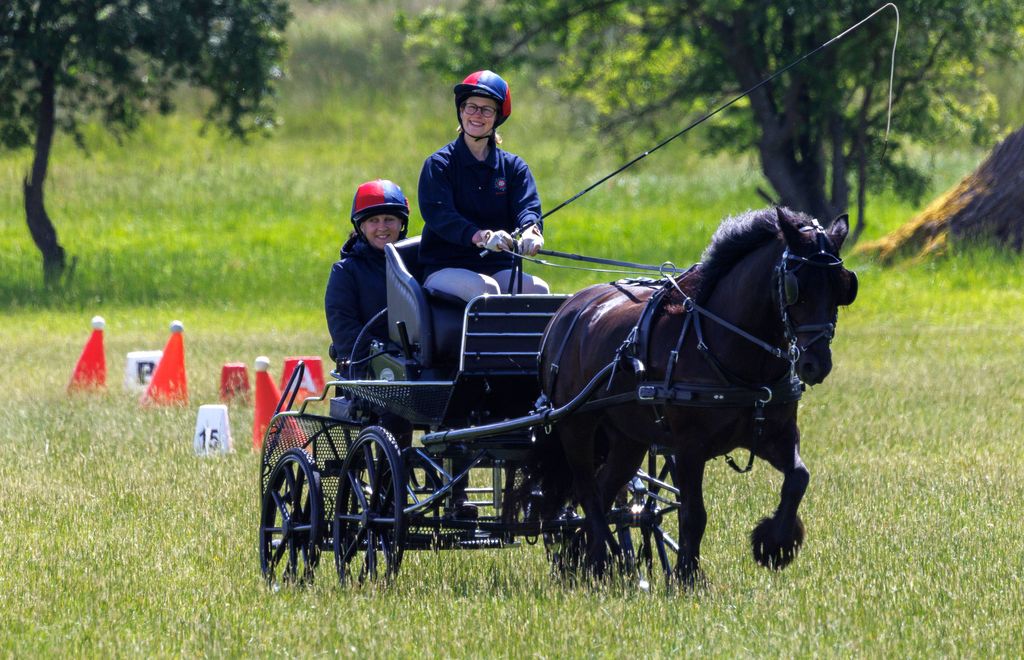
[458,116,494,142]
[461,124,493,142]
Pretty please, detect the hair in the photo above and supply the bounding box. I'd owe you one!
[695,208,781,304]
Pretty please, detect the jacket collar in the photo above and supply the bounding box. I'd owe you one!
[340,234,385,261]
[454,134,498,170]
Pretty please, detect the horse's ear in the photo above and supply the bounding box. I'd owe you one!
[776,207,802,245]
[829,214,850,253]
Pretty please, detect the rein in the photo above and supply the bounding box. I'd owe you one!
[534,248,689,274]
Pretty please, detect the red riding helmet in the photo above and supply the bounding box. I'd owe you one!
[350,179,409,239]
[454,70,512,128]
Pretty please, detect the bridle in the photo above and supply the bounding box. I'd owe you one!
[774,222,846,360]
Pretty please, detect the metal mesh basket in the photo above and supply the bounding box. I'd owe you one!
[259,413,360,521]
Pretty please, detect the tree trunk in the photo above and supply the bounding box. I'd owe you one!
[24,65,66,286]
[709,11,840,227]
[858,126,1024,262]
[829,111,850,229]
[757,134,836,225]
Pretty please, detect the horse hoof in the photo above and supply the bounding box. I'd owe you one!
[673,565,709,592]
[750,514,805,569]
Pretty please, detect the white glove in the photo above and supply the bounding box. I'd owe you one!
[476,229,514,252]
[519,225,544,256]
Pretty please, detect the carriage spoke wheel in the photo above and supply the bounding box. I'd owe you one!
[333,426,407,584]
[259,448,323,586]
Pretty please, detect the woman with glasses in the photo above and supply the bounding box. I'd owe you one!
[417,70,549,302]
[325,179,410,368]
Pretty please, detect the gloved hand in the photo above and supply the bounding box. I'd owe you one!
[519,225,544,256]
[475,229,514,252]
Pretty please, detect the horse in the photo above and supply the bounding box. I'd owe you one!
[532,206,858,584]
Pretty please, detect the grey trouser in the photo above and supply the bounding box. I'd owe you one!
[424,267,549,302]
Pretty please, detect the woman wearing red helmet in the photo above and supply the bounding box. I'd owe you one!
[325,179,409,366]
[417,70,548,301]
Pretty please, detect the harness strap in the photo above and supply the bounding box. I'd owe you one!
[506,247,524,294]
[724,399,766,473]
[636,285,670,370]
[663,310,693,389]
[561,377,801,414]
[690,309,759,387]
[545,286,614,395]
[695,303,789,360]
[611,283,669,386]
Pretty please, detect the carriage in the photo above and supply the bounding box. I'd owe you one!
[258,235,681,584]
[258,207,858,586]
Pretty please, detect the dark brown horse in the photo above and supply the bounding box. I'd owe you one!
[534,206,858,583]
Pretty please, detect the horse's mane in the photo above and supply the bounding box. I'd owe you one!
[694,207,785,304]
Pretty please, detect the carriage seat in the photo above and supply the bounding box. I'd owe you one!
[384,236,464,370]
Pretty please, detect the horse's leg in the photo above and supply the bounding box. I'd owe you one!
[750,420,808,569]
[672,454,708,588]
[596,429,649,510]
[594,428,649,569]
[559,416,616,577]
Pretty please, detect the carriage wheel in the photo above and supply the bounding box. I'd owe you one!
[333,426,407,583]
[259,448,323,585]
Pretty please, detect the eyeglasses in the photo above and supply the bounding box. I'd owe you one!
[461,102,497,119]
[363,215,402,226]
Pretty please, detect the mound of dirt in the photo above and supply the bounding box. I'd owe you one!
[858,127,1024,263]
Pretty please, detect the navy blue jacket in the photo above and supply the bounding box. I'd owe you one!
[324,236,387,361]
[418,137,542,277]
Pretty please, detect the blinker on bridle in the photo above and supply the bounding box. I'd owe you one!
[774,222,848,354]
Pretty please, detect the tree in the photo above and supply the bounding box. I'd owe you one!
[858,125,1024,261]
[400,1,1023,238]
[0,0,290,286]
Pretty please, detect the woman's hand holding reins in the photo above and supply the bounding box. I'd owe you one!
[519,225,544,256]
[474,229,515,252]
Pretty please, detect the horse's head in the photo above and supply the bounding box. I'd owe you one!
[775,207,858,385]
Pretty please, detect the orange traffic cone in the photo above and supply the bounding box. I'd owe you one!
[68,316,107,391]
[220,362,251,403]
[253,355,282,451]
[141,320,189,406]
[280,355,326,400]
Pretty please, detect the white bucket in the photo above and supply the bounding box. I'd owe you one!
[193,404,233,456]
[124,350,163,391]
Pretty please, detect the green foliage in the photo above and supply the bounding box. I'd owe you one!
[401,1,1024,220]
[0,0,291,148]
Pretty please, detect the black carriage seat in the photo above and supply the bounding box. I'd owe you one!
[384,237,464,369]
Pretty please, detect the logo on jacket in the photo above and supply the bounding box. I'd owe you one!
[494,177,507,194]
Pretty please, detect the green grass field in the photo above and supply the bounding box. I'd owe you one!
[2,2,1023,656]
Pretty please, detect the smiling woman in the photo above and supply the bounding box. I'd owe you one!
[324,179,409,366]
[417,70,549,302]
